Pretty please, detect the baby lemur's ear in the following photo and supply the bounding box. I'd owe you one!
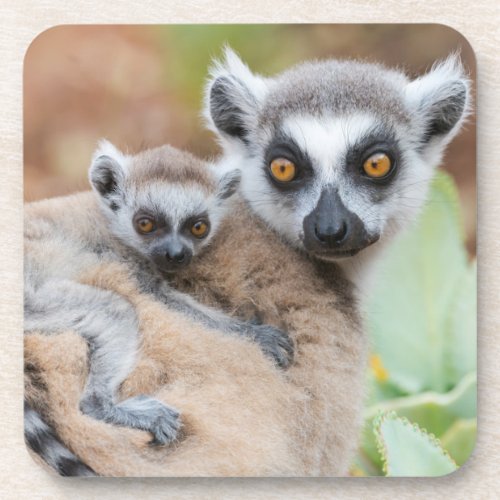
[204,46,268,145]
[405,54,471,158]
[216,169,241,201]
[89,140,128,207]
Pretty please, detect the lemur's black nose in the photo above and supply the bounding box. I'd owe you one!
[166,249,186,263]
[303,186,373,256]
[314,221,348,246]
[158,241,192,271]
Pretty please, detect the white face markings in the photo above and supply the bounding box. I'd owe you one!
[282,113,377,186]
[135,183,211,230]
[237,113,383,247]
[282,113,388,237]
[237,111,437,249]
[108,180,225,257]
[239,153,303,246]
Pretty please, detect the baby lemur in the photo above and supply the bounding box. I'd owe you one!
[24,141,293,474]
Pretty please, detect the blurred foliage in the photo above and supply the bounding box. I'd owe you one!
[352,172,476,476]
[155,25,308,105]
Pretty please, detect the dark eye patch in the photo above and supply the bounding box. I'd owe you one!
[264,132,314,191]
[344,126,401,192]
[133,209,169,236]
[181,212,210,239]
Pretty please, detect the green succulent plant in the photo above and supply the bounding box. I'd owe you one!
[352,172,476,477]
[374,412,457,476]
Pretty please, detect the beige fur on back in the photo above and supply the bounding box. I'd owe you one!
[25,193,367,476]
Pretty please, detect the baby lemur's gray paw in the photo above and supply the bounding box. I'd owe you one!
[114,395,181,445]
[80,393,181,445]
[249,324,294,369]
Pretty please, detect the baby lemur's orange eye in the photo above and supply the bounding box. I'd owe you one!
[136,217,156,234]
[270,158,296,182]
[191,220,209,238]
[363,153,392,178]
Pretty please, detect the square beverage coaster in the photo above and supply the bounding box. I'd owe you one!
[23,24,476,477]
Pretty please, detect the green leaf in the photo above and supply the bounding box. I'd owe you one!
[374,412,457,477]
[367,172,468,394]
[440,418,477,466]
[367,371,476,431]
[445,261,477,387]
[360,372,476,474]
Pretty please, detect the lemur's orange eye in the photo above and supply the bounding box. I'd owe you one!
[363,153,392,178]
[270,158,296,182]
[191,220,209,238]
[136,217,156,234]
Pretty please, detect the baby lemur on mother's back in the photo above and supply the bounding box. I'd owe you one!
[24,141,293,475]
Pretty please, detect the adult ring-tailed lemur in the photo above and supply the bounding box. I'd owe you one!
[206,48,470,296]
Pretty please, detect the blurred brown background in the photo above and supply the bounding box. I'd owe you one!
[24,24,476,251]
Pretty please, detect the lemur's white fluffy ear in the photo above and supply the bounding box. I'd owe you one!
[89,140,128,201]
[216,168,241,201]
[204,46,268,144]
[405,54,471,156]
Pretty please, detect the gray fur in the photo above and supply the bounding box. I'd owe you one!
[25,279,182,445]
[261,60,411,129]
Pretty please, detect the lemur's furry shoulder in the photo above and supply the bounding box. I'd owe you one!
[171,198,360,331]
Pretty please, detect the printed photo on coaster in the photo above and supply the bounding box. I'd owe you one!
[23,24,476,477]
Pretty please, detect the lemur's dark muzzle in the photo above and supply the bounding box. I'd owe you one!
[152,238,192,272]
[303,187,377,258]
[164,239,192,268]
